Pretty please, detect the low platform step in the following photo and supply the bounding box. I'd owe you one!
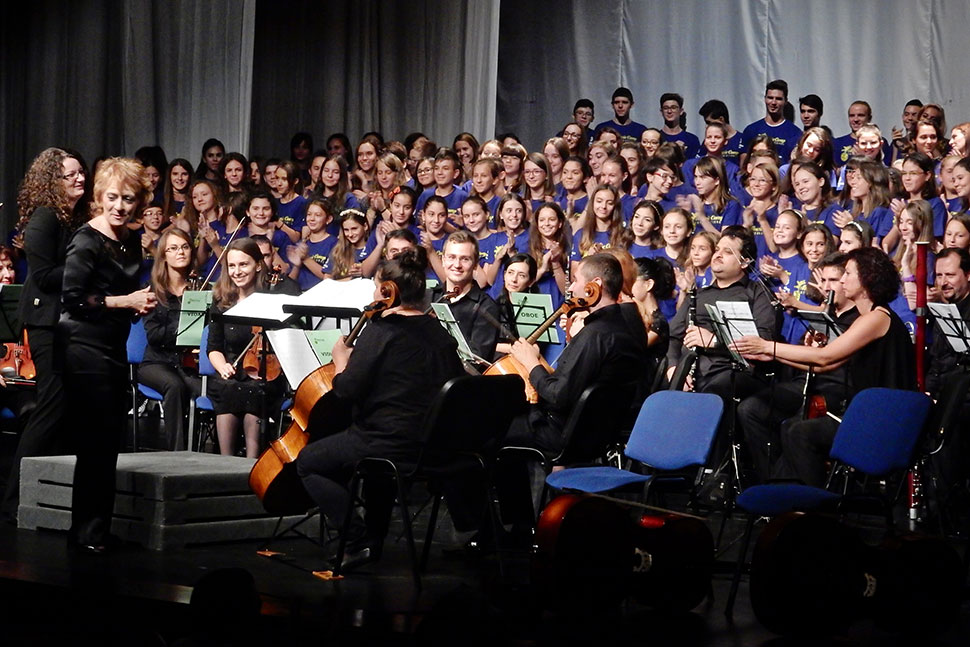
[19,452,317,550]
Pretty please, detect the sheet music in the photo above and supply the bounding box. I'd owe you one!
[223,292,302,324]
[265,329,324,389]
[928,302,970,352]
[176,290,212,347]
[715,300,759,338]
[510,292,558,343]
[704,304,749,367]
[796,310,842,343]
[431,303,477,362]
[295,278,376,311]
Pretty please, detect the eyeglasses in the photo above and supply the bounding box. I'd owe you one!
[61,170,84,182]
[164,244,192,253]
[417,167,433,175]
[523,169,544,176]
[900,171,925,177]
[653,171,675,182]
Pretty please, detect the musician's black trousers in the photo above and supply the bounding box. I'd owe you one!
[737,381,804,483]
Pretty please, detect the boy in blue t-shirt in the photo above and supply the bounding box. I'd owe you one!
[831,100,891,166]
[660,93,701,159]
[592,87,647,145]
[415,148,468,219]
[740,79,803,167]
[698,99,745,164]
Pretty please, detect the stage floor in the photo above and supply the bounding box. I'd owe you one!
[0,426,968,645]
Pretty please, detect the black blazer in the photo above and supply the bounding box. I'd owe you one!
[18,207,72,328]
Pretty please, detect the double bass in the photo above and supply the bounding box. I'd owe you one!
[249,281,400,515]
[484,282,601,403]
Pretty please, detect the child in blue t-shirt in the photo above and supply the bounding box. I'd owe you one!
[287,198,337,291]
[761,210,814,343]
[681,157,741,233]
[628,200,663,258]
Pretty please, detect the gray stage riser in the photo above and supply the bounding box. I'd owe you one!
[20,488,272,525]
[18,505,315,551]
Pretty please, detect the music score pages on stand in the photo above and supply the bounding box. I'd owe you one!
[928,302,970,353]
[705,301,759,368]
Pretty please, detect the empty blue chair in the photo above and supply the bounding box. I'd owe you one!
[726,387,933,618]
[546,390,724,501]
[126,319,164,449]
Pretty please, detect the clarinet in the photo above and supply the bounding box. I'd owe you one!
[687,284,699,388]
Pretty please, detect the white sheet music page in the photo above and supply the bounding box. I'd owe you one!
[265,329,324,390]
[296,278,376,311]
[928,302,970,352]
[223,292,302,323]
[715,301,760,338]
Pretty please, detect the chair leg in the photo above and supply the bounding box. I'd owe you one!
[725,515,756,620]
[333,471,362,576]
[187,401,196,453]
[393,470,422,588]
[420,493,443,571]
[130,387,139,452]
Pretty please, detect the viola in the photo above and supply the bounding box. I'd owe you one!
[241,326,283,381]
[484,282,601,403]
[0,330,35,381]
[249,281,400,514]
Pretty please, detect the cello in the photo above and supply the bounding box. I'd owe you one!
[249,281,400,515]
[484,282,601,403]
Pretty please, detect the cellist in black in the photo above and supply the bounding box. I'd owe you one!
[296,249,463,570]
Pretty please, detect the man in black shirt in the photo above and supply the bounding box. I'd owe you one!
[431,231,500,363]
[507,253,648,455]
[666,226,780,400]
[926,248,970,495]
[738,253,859,483]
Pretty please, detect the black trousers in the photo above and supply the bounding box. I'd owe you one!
[137,363,202,451]
[2,326,64,519]
[774,416,840,487]
[64,342,128,545]
[737,381,805,483]
[296,430,399,541]
[696,367,770,470]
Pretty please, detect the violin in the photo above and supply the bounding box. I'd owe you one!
[240,326,283,381]
[0,330,35,381]
[249,281,401,514]
[484,282,602,403]
[267,265,284,286]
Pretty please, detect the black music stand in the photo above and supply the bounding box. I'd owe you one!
[0,285,23,343]
[702,302,755,503]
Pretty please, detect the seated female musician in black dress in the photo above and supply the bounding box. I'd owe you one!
[139,228,203,451]
[732,246,915,487]
[296,248,464,569]
[206,238,284,458]
[60,158,158,552]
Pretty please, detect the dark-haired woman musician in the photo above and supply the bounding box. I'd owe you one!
[733,246,915,487]
[139,228,203,451]
[296,248,464,569]
[2,148,88,521]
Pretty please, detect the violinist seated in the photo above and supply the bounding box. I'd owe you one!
[138,229,204,451]
[250,234,301,296]
[428,231,500,363]
[665,226,781,401]
[506,253,649,456]
[296,249,464,570]
[737,253,859,483]
[206,238,285,458]
[0,247,36,427]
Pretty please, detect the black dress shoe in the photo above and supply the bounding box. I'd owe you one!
[334,539,383,571]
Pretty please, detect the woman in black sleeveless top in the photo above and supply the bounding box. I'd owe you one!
[733,247,915,486]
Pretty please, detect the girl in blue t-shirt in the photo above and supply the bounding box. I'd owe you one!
[322,211,369,279]
[845,160,894,247]
[522,153,557,214]
[459,196,500,285]
[287,198,337,291]
[943,213,970,252]
[488,194,531,286]
[470,158,503,226]
[682,156,741,234]
[658,207,691,270]
[556,156,591,229]
[628,200,663,258]
[761,209,813,343]
[188,179,233,281]
[570,184,630,275]
[317,155,362,221]
[895,153,947,240]
[273,161,307,243]
[791,162,841,238]
[894,200,937,289]
[528,202,571,309]
[742,161,781,260]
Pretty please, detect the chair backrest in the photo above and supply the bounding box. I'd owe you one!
[831,388,932,476]
[127,319,149,364]
[668,349,696,391]
[624,390,724,470]
[557,381,635,464]
[198,325,215,377]
[422,374,526,456]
